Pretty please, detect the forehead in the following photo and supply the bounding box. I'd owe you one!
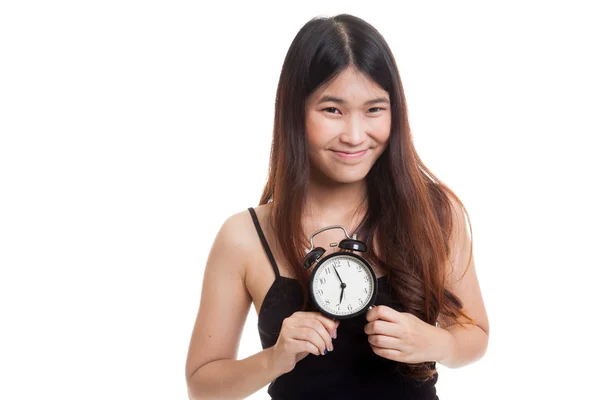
[309,67,388,102]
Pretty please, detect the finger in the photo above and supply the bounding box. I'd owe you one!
[367,334,402,350]
[370,346,407,363]
[298,312,339,338]
[299,318,334,352]
[365,305,380,322]
[293,326,328,355]
[291,338,320,356]
[313,313,340,336]
[366,305,400,323]
[364,319,399,337]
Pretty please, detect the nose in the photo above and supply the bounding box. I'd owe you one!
[339,114,367,146]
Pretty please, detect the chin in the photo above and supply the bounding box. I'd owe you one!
[309,157,372,184]
[325,169,369,184]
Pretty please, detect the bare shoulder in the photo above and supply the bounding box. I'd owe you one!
[217,207,260,268]
[217,203,273,271]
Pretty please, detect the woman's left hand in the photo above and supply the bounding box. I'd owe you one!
[364,305,454,364]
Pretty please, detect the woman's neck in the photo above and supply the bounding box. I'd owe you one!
[304,177,368,233]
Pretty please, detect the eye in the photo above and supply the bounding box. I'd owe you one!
[323,107,341,114]
[368,107,385,113]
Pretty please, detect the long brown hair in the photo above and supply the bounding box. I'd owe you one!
[258,14,475,380]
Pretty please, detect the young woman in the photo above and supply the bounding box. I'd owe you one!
[186,14,489,400]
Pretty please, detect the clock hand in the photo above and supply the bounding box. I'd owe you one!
[339,282,347,305]
[333,265,344,284]
[333,265,345,306]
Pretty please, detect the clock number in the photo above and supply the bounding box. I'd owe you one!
[332,260,341,268]
[325,299,330,305]
[325,267,331,275]
[319,278,326,285]
[364,276,369,282]
[358,298,363,305]
[364,287,368,294]
[317,289,324,296]
[347,304,353,311]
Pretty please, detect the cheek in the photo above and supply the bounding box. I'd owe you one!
[305,114,337,149]
[305,131,324,153]
[370,117,392,143]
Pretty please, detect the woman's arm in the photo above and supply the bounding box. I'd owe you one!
[437,197,490,368]
[187,348,281,400]
[437,323,489,368]
[185,211,282,399]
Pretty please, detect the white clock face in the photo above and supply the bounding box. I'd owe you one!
[311,255,375,316]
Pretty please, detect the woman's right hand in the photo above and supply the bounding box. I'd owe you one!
[268,311,340,375]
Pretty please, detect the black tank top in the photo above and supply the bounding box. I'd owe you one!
[248,207,439,399]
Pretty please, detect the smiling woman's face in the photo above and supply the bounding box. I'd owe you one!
[305,66,392,184]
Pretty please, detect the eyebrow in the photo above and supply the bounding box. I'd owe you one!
[316,95,390,106]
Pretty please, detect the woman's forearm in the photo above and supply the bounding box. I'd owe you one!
[437,323,489,369]
[187,347,281,400]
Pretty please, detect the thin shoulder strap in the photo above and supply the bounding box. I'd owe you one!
[247,207,281,278]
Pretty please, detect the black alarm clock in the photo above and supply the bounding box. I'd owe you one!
[302,225,377,319]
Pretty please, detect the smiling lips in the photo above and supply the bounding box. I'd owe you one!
[332,149,368,159]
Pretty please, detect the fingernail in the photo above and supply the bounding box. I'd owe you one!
[332,329,337,339]
[329,342,334,352]
[323,349,328,355]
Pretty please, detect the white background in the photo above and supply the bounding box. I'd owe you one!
[1,1,599,399]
